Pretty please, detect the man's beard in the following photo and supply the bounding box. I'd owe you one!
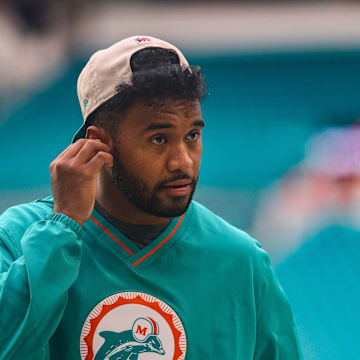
[111,150,198,218]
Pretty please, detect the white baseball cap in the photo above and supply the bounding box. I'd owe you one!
[73,35,190,142]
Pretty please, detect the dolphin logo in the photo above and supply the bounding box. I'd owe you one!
[94,318,165,360]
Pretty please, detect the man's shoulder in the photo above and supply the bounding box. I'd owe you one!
[0,196,54,243]
[190,201,266,260]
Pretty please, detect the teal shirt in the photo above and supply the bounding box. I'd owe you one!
[0,197,302,359]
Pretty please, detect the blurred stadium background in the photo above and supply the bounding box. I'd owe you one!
[1,0,360,358]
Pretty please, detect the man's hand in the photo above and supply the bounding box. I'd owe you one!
[50,139,113,226]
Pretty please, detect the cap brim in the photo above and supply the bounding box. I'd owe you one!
[72,123,87,143]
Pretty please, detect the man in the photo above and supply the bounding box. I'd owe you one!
[0,35,302,359]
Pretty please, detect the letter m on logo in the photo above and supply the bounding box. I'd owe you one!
[136,325,148,336]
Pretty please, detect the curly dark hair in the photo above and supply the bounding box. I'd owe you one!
[86,47,207,134]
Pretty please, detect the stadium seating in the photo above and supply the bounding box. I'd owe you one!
[276,225,360,360]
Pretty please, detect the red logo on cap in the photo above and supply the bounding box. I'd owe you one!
[135,36,151,44]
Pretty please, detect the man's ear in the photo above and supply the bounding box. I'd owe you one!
[85,126,113,148]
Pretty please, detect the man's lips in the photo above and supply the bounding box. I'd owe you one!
[161,179,193,196]
[163,179,193,188]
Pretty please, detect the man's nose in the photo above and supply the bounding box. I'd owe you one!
[167,143,193,172]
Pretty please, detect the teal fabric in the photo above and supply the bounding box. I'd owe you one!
[0,200,82,359]
[0,197,301,359]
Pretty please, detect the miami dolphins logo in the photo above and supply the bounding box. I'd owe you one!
[94,317,165,359]
[80,292,186,360]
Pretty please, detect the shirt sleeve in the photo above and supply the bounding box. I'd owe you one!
[0,213,83,360]
[253,251,303,360]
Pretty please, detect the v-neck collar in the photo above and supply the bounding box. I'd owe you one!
[87,203,193,271]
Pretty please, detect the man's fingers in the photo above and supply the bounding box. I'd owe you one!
[50,140,112,176]
[56,139,92,160]
[86,151,113,172]
[75,139,111,163]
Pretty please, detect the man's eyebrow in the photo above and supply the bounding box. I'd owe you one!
[144,120,205,132]
[192,120,205,128]
[144,122,175,132]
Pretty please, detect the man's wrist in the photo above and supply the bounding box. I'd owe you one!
[51,209,86,227]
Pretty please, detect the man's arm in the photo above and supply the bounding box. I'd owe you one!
[0,137,113,359]
[253,252,303,360]
[0,214,82,359]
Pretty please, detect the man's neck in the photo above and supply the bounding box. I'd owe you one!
[94,201,171,249]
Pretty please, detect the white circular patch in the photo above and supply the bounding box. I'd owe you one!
[80,292,186,360]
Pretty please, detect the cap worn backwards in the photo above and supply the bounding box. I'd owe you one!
[73,35,190,143]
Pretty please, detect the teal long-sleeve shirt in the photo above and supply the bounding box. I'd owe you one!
[0,197,302,359]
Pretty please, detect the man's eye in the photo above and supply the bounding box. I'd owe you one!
[151,135,166,145]
[186,132,200,142]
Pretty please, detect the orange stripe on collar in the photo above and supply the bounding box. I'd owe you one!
[90,215,135,256]
[133,214,184,267]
